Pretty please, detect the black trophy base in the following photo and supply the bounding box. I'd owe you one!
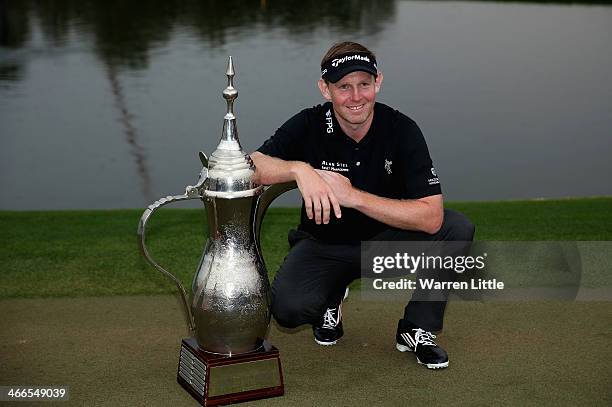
[177,337,284,406]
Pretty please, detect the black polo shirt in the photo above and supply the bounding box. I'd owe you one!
[257,102,441,243]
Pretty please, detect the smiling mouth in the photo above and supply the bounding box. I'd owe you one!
[348,104,364,111]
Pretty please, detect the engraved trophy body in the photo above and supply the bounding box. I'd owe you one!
[138,57,292,406]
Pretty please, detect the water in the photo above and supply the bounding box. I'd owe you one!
[1,0,611,210]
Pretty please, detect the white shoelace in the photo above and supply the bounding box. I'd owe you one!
[413,328,437,347]
[322,306,342,329]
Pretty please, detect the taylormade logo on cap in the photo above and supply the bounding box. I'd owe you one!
[321,51,378,82]
[331,54,371,67]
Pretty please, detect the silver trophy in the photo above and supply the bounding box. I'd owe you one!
[138,57,292,406]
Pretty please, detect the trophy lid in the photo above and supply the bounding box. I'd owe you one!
[203,56,261,198]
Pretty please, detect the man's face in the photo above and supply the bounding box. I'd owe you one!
[318,71,383,129]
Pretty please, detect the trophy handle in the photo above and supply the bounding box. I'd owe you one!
[137,166,208,334]
[254,181,297,255]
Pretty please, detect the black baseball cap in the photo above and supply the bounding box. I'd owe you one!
[321,52,378,83]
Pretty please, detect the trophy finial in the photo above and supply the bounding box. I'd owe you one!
[226,55,235,76]
[205,55,258,194]
[223,56,238,115]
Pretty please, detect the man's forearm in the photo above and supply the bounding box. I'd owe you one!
[352,190,444,235]
[250,152,342,223]
[251,151,309,185]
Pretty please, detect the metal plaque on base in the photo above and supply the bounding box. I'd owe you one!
[178,338,284,406]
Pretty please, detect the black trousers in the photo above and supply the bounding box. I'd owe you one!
[270,209,475,332]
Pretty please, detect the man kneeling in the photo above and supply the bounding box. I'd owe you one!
[251,41,475,369]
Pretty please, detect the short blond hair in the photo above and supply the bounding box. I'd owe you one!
[321,41,376,67]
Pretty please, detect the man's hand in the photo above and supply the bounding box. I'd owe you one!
[295,166,342,224]
[317,169,443,234]
[315,170,357,208]
[250,152,341,224]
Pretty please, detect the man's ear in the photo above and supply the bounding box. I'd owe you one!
[375,72,384,94]
[318,78,332,101]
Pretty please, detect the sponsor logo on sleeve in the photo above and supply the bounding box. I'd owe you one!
[428,167,440,185]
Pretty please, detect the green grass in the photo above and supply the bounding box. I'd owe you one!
[1,197,611,299]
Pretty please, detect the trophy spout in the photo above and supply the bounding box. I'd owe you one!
[137,153,210,334]
[254,181,298,255]
[138,194,198,333]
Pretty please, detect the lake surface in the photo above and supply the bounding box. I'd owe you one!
[1,0,611,210]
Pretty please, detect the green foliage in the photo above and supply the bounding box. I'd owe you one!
[1,197,610,298]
